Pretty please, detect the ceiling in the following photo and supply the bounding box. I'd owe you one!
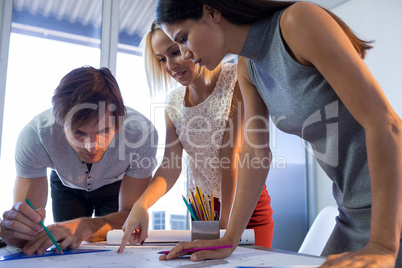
[11,0,349,50]
[12,0,157,42]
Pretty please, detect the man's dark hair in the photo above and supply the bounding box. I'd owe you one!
[52,66,126,131]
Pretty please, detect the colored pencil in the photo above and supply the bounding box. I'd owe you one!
[196,187,209,221]
[189,191,202,220]
[210,193,214,220]
[26,199,64,254]
[182,195,197,221]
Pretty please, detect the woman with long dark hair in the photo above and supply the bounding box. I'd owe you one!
[150,0,402,267]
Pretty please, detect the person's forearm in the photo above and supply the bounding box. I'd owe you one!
[220,87,244,229]
[14,176,48,208]
[366,122,402,256]
[67,210,130,242]
[224,146,270,244]
[138,167,181,209]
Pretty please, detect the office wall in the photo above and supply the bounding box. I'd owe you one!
[313,0,402,217]
[266,125,309,252]
[334,0,402,117]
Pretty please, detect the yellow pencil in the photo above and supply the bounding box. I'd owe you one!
[189,191,201,220]
[194,190,204,220]
[196,186,209,221]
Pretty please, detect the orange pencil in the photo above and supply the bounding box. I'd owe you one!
[210,193,214,220]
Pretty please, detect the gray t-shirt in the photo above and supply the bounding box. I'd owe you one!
[15,107,158,192]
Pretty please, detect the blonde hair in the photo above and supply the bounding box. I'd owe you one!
[141,21,217,101]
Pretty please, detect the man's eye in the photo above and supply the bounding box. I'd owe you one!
[74,130,85,136]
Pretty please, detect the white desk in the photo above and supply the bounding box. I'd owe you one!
[0,243,324,268]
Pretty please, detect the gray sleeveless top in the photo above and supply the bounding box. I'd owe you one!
[240,10,386,257]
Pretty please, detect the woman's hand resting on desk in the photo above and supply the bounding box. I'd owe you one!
[0,202,46,248]
[118,203,149,253]
[320,243,396,268]
[159,237,237,262]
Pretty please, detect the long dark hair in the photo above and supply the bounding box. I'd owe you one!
[156,0,373,58]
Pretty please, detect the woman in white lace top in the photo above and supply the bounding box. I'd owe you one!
[118,22,274,252]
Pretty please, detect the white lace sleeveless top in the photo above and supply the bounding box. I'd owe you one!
[166,63,237,199]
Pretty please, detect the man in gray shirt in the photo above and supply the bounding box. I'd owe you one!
[0,66,158,254]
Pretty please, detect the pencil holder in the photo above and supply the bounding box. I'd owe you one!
[191,220,220,241]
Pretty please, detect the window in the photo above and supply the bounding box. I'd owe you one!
[0,0,102,222]
[151,211,165,230]
[170,214,187,230]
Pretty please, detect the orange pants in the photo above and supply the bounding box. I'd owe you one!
[214,184,274,248]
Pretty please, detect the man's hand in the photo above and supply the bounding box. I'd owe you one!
[21,221,83,255]
[0,202,45,247]
[118,203,149,253]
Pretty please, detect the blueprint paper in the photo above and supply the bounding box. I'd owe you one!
[0,244,324,268]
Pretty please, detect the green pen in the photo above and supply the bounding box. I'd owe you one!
[25,198,64,254]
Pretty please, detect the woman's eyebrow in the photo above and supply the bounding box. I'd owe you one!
[172,31,182,43]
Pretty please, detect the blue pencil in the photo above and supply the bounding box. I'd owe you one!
[189,202,199,221]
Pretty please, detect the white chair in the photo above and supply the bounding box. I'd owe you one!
[298,206,338,256]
